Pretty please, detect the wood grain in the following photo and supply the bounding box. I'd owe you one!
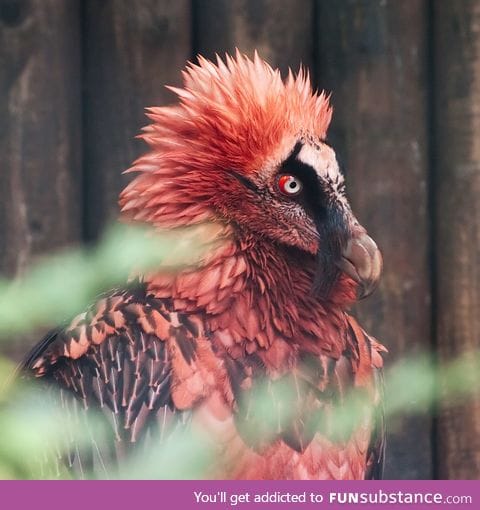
[0,0,82,275]
[434,0,480,480]
[82,0,191,239]
[193,0,315,74]
[316,0,432,479]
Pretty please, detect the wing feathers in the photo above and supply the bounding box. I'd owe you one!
[22,285,191,477]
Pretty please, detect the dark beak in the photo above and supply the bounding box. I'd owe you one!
[335,230,383,299]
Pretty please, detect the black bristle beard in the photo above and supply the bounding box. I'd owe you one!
[313,246,342,299]
[313,206,349,300]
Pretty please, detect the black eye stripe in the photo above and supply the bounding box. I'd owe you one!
[278,144,324,202]
[277,143,341,230]
[290,141,303,159]
[229,142,338,208]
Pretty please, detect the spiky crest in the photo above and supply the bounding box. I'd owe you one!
[120,51,332,229]
[128,51,331,176]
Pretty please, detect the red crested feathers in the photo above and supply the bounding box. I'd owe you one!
[120,51,332,228]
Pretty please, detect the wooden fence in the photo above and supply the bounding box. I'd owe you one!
[1,0,479,479]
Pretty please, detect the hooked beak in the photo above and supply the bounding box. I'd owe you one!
[335,230,383,299]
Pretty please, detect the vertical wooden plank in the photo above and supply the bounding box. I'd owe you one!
[434,0,480,480]
[0,0,81,361]
[0,0,82,276]
[316,0,432,478]
[193,0,315,74]
[83,0,191,239]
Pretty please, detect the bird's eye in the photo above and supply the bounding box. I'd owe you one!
[277,175,303,196]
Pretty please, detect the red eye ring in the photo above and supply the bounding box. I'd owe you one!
[278,174,303,196]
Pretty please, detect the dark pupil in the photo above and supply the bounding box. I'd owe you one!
[288,181,298,191]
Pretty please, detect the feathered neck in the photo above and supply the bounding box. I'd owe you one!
[144,222,356,360]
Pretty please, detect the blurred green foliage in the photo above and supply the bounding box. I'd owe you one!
[0,225,478,479]
[0,224,208,335]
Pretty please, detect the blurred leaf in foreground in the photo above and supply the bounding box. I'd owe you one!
[0,223,215,337]
[0,350,479,479]
[385,352,480,417]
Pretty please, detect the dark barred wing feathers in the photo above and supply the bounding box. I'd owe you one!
[22,285,192,478]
